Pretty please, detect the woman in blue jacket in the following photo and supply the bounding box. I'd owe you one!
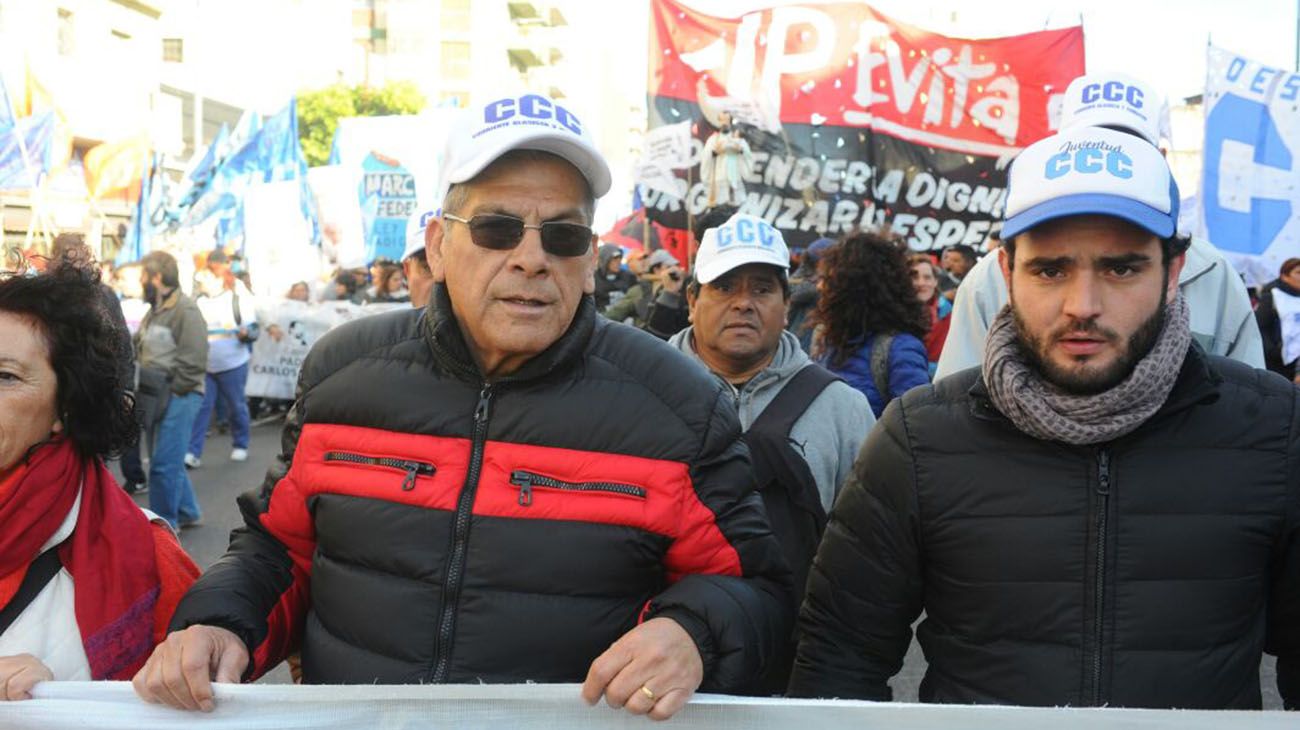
[813,230,931,418]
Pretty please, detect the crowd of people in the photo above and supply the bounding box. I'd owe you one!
[0,71,1296,718]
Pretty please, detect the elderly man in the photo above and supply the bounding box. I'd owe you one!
[668,212,872,691]
[133,93,790,720]
[790,124,1300,709]
[934,71,1263,380]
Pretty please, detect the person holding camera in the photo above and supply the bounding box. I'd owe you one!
[185,249,257,470]
[602,248,689,339]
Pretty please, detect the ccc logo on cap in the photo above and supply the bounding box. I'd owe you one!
[484,95,582,135]
[1081,81,1144,109]
[717,218,778,248]
[1044,147,1134,181]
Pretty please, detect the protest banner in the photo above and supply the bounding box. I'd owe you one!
[645,0,1085,250]
[7,682,1294,730]
[242,179,319,299]
[1195,45,1300,285]
[328,112,454,263]
[245,298,406,399]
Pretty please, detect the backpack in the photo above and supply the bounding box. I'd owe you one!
[742,363,840,693]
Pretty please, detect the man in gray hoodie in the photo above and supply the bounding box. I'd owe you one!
[667,213,873,692]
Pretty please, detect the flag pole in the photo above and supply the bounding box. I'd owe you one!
[10,60,60,250]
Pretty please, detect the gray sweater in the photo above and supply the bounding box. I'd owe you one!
[669,328,874,511]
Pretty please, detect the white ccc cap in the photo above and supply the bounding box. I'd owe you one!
[403,208,437,261]
[1059,71,1169,147]
[694,213,790,284]
[440,93,611,198]
[1003,126,1179,240]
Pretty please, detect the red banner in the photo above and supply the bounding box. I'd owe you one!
[640,2,1085,250]
[651,0,1084,156]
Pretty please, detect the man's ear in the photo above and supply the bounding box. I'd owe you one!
[998,246,1013,290]
[1166,250,1186,302]
[686,285,698,324]
[426,218,447,283]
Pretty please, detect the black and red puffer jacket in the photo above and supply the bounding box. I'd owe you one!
[169,286,791,690]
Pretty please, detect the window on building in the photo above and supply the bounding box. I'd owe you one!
[440,41,471,82]
[441,0,471,33]
[57,8,74,56]
[163,38,183,63]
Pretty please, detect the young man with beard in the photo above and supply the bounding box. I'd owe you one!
[934,71,1263,381]
[789,125,1300,709]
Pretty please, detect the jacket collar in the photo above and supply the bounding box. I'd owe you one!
[151,287,181,313]
[422,283,596,384]
[968,342,1222,431]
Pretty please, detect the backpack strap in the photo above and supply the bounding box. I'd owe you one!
[0,548,63,635]
[231,288,243,327]
[869,333,896,405]
[750,363,840,439]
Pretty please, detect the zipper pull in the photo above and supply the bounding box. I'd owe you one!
[511,471,532,506]
[402,464,419,491]
[474,385,492,424]
[1097,451,1111,496]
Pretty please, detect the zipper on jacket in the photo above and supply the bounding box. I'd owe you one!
[430,383,493,683]
[323,451,435,491]
[1091,450,1111,706]
[509,470,647,507]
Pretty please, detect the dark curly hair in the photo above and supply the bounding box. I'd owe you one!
[814,229,930,369]
[0,260,137,459]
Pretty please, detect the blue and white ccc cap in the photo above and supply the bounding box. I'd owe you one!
[1059,71,1169,147]
[1002,126,1179,240]
[695,213,790,284]
[402,208,438,261]
[440,93,611,198]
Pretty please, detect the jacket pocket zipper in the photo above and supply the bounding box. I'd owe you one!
[324,451,436,491]
[509,470,647,507]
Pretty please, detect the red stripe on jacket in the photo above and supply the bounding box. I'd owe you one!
[248,422,745,674]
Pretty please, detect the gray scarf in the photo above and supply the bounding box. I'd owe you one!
[981,293,1191,445]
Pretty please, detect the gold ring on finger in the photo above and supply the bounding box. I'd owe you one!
[640,685,656,702]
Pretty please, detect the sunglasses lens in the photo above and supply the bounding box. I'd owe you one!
[542,223,592,257]
[468,215,525,250]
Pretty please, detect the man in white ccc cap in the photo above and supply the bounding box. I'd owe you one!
[935,71,1263,380]
[134,93,791,720]
[667,212,873,692]
[790,124,1300,709]
[402,207,437,307]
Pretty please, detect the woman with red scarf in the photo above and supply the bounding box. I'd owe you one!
[909,254,953,377]
[0,261,198,700]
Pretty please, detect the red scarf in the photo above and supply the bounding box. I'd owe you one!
[0,438,161,680]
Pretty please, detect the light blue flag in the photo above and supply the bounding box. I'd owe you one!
[119,152,159,266]
[0,74,15,131]
[0,112,54,190]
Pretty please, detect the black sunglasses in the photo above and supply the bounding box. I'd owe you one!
[443,213,592,258]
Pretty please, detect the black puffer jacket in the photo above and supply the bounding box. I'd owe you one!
[789,346,1300,709]
[170,286,791,689]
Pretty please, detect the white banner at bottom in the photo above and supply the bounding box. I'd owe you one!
[2,683,1292,730]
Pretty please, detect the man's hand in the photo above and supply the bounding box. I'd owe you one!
[132,625,249,712]
[581,617,703,721]
[0,654,53,700]
[659,266,685,295]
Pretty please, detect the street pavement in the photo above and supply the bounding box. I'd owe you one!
[112,417,1281,707]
